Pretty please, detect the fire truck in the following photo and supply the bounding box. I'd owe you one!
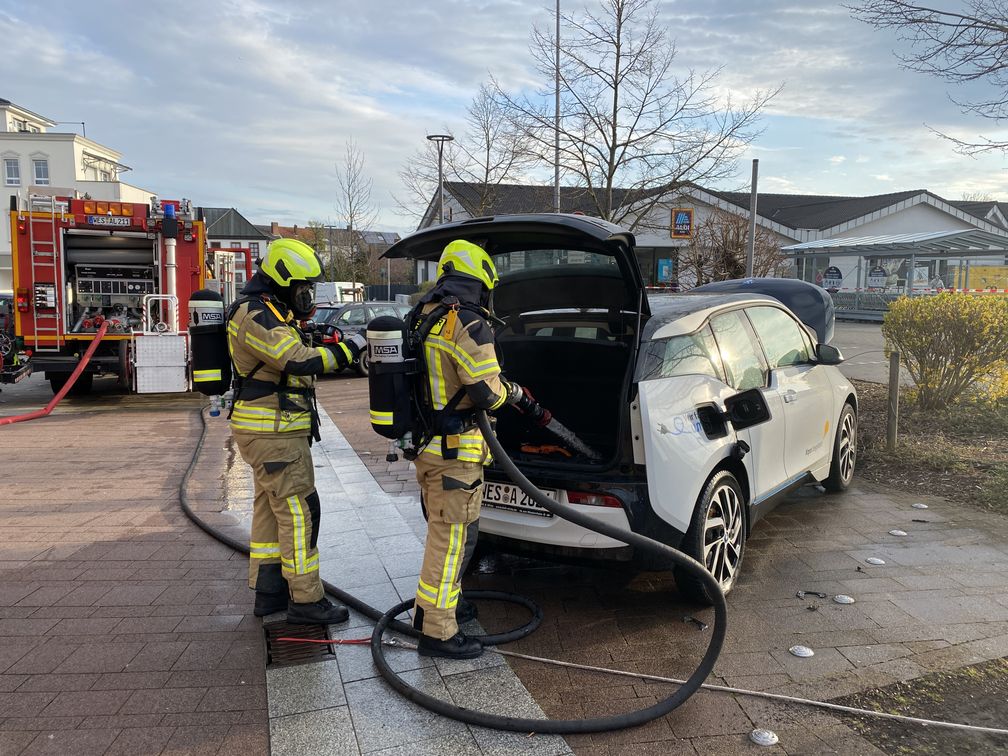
[4,193,214,394]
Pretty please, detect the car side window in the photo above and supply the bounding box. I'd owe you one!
[635,325,725,382]
[338,307,367,326]
[369,305,399,319]
[709,311,768,391]
[745,306,812,368]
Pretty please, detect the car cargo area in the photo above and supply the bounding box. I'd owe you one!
[494,330,632,463]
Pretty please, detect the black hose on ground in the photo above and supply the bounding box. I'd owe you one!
[178,408,541,644]
[180,406,728,734]
[366,410,727,733]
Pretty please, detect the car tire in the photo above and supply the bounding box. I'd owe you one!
[49,372,93,396]
[823,403,857,493]
[356,350,370,377]
[674,469,746,606]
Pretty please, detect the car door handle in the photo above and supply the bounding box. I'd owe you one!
[783,389,798,403]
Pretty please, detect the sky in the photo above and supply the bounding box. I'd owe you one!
[2,0,1006,233]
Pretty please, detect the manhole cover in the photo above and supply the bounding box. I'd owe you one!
[264,620,335,668]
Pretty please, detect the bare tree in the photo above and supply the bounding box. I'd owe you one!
[678,208,791,288]
[335,140,378,286]
[850,1,1008,155]
[446,84,536,215]
[961,190,996,201]
[395,85,535,224]
[494,0,778,229]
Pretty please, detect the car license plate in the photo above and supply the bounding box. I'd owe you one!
[482,481,555,518]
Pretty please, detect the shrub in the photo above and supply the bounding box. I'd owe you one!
[408,279,435,306]
[882,293,1008,410]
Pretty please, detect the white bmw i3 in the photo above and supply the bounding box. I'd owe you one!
[384,214,857,604]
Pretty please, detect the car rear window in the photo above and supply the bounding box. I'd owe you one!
[492,249,617,277]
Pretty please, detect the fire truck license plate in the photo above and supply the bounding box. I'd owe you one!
[86,215,131,226]
[482,482,555,518]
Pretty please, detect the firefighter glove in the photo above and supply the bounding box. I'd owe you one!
[344,332,367,358]
[511,384,552,427]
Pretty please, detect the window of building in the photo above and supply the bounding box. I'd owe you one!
[249,242,260,255]
[230,242,242,249]
[33,159,49,185]
[4,158,19,186]
[210,242,222,249]
[709,310,768,391]
[99,170,111,182]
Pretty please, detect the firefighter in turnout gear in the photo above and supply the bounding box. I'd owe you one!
[411,240,550,659]
[229,238,365,625]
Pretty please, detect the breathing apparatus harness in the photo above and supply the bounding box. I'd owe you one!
[368,294,492,460]
[188,287,322,442]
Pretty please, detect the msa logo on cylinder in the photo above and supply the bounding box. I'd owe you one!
[194,311,224,324]
[374,345,399,357]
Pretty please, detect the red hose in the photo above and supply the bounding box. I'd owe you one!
[0,321,110,426]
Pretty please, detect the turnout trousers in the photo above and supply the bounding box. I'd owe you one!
[235,432,324,604]
[413,454,482,640]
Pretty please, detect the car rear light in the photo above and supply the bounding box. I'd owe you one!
[16,288,29,312]
[566,491,623,508]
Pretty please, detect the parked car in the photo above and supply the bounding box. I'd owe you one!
[311,301,411,376]
[383,214,857,604]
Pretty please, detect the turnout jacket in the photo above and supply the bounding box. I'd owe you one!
[227,274,354,435]
[416,277,510,464]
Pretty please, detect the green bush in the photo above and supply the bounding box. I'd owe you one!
[409,279,435,306]
[882,293,1008,410]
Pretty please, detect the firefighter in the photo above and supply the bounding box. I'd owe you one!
[229,238,365,625]
[411,239,549,658]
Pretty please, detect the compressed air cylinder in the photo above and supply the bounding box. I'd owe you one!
[188,288,232,396]
[366,315,414,439]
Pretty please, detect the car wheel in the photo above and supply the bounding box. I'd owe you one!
[49,372,93,396]
[674,469,746,605]
[823,403,857,493]
[356,350,370,377]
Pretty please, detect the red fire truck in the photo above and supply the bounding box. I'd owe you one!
[5,193,208,394]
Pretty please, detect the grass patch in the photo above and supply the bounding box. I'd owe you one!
[854,379,1008,515]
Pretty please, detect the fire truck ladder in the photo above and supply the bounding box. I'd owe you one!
[27,194,67,352]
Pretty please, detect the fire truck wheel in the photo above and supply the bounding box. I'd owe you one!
[48,372,94,396]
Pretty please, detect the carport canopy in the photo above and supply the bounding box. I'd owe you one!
[781,228,1008,257]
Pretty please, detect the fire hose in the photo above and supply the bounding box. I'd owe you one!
[0,321,109,426]
[179,404,727,734]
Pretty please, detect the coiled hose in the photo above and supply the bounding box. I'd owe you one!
[180,406,727,734]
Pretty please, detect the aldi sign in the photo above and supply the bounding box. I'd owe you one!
[671,208,694,238]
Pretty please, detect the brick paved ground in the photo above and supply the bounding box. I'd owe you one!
[316,371,1008,755]
[0,390,268,756]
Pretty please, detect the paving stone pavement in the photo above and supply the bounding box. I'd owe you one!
[0,393,268,756]
[316,374,1008,755]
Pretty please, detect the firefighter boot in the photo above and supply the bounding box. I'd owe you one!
[456,597,478,625]
[417,631,484,659]
[253,563,289,617]
[286,597,350,626]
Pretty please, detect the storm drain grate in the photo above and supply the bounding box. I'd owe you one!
[263,620,336,668]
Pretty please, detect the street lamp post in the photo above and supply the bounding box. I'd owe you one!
[426,134,454,226]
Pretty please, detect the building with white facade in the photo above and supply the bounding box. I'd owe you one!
[0,97,154,292]
[417,181,1008,297]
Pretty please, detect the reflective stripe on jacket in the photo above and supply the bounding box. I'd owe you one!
[417,301,508,463]
[227,297,353,435]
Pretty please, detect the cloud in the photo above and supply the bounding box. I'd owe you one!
[1,0,1004,237]
[874,174,894,182]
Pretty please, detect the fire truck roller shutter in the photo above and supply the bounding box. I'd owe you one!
[63,234,156,265]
